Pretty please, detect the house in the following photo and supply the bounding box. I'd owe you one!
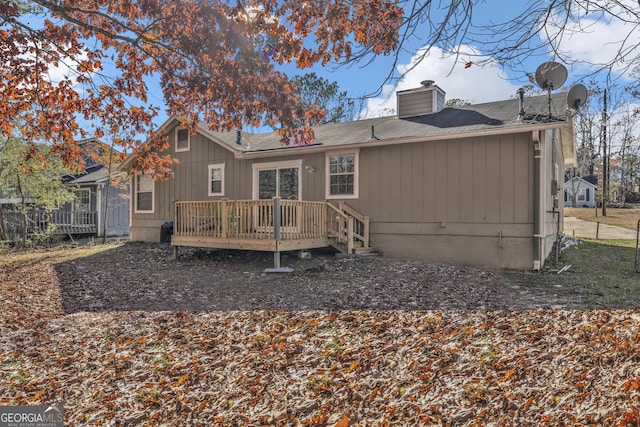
[1,139,129,239]
[55,139,130,237]
[121,84,577,270]
[564,175,597,208]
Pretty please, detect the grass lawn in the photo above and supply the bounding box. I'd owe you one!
[565,206,640,231]
[502,238,640,309]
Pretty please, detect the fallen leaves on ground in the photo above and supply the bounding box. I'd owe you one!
[1,244,639,426]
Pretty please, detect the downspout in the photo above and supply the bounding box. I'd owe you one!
[532,130,543,271]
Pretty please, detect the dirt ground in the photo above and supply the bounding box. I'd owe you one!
[46,241,620,312]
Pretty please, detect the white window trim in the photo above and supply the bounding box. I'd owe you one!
[134,173,155,214]
[577,188,586,201]
[208,163,225,197]
[73,188,91,211]
[251,159,303,200]
[325,149,359,200]
[175,127,190,152]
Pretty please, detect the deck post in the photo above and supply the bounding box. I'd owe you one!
[221,199,228,237]
[265,197,293,273]
[347,216,354,254]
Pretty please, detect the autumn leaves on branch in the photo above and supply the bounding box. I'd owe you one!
[0,0,403,178]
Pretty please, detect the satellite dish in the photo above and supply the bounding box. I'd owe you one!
[534,61,568,90]
[567,84,588,110]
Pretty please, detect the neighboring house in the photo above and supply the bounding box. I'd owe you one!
[121,84,576,270]
[564,175,597,208]
[1,139,130,238]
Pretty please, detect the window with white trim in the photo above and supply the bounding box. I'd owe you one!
[73,188,91,211]
[175,128,190,152]
[208,163,225,196]
[326,151,358,199]
[578,188,589,201]
[134,174,154,213]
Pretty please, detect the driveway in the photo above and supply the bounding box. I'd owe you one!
[564,216,637,240]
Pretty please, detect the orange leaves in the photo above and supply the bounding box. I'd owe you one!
[334,416,350,427]
[501,369,516,382]
[0,0,410,166]
[7,246,640,425]
[622,378,640,393]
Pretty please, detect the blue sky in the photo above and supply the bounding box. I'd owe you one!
[266,1,639,122]
[39,1,639,131]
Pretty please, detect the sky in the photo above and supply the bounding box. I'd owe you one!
[267,1,639,124]
[40,1,640,131]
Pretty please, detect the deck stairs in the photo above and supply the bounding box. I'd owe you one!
[326,203,377,255]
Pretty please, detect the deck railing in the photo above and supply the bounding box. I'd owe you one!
[29,210,97,235]
[339,202,370,249]
[174,199,328,241]
[174,199,371,254]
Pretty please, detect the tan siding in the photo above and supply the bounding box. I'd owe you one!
[485,139,500,222]
[362,149,379,217]
[499,135,515,223]
[472,139,487,221]
[130,124,542,268]
[423,143,436,222]
[410,143,424,223]
[459,139,474,222]
[379,146,392,221]
[514,138,533,223]
[434,142,447,221]
[446,139,460,222]
[398,91,434,118]
[398,145,411,222]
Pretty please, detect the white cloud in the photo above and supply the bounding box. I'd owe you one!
[358,45,522,119]
[543,1,640,77]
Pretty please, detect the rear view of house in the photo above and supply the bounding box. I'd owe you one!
[122,83,577,270]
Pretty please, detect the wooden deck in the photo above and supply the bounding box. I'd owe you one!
[172,199,372,254]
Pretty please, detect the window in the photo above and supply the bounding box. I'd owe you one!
[208,163,225,196]
[74,188,91,211]
[252,160,302,200]
[326,150,359,199]
[578,188,586,201]
[175,128,190,152]
[134,174,154,213]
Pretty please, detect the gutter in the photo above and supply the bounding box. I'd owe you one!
[532,130,543,271]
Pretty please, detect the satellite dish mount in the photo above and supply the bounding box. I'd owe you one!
[534,61,568,117]
[567,83,588,112]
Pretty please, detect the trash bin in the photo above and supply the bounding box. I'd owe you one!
[160,221,173,243]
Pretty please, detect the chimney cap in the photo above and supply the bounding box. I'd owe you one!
[420,79,435,87]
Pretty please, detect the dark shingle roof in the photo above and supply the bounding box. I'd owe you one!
[200,92,569,154]
[139,93,567,165]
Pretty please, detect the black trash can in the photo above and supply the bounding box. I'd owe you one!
[160,221,173,243]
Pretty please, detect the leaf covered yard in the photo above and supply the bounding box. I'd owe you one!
[1,246,640,425]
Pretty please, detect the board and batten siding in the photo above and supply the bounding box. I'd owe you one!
[130,121,556,268]
[130,124,328,241]
[337,133,536,268]
[130,126,243,241]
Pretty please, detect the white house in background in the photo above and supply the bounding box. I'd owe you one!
[564,177,597,208]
